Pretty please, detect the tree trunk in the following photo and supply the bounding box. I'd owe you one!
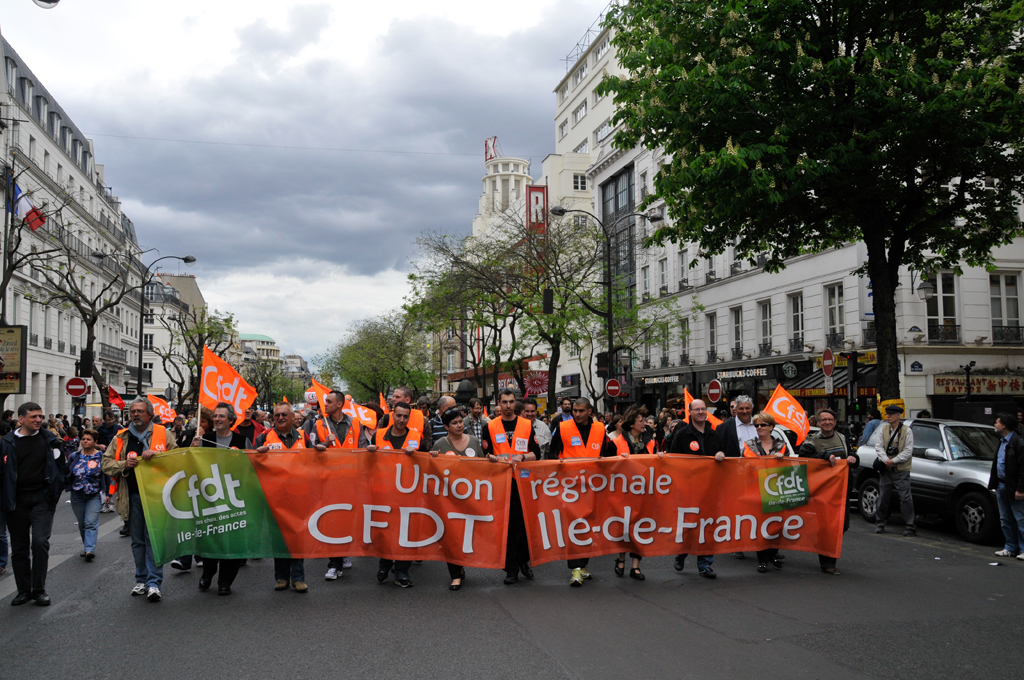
[545,344,561,415]
[864,231,902,402]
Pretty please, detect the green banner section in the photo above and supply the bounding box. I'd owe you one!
[135,447,290,564]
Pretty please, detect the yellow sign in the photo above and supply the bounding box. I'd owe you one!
[879,398,906,413]
[814,350,877,370]
[0,326,27,394]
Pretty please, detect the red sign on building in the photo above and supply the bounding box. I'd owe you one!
[526,185,548,234]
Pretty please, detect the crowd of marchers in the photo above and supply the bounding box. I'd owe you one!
[1,390,1022,606]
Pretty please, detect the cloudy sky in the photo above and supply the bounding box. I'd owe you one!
[2,0,607,362]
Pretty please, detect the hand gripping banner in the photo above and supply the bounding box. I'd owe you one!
[515,455,849,565]
[135,448,512,568]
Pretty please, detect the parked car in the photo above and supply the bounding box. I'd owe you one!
[853,418,1001,543]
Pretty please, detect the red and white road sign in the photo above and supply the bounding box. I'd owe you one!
[707,379,723,403]
[66,377,90,398]
[822,348,835,377]
[606,379,622,398]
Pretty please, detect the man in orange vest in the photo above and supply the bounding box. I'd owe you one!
[376,386,430,450]
[548,397,618,586]
[254,402,313,593]
[100,397,176,603]
[482,388,540,585]
[304,389,370,581]
[366,401,429,587]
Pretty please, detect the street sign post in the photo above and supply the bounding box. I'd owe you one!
[824,375,835,395]
[66,377,91,398]
[822,348,835,377]
[707,379,723,403]
[606,379,621,398]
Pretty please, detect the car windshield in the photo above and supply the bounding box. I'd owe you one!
[945,426,999,461]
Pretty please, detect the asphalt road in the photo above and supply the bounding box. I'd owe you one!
[1,500,1020,680]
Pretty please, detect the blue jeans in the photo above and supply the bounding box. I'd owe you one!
[996,483,1024,554]
[70,490,101,554]
[274,558,304,583]
[0,511,8,570]
[128,492,162,589]
[679,553,715,571]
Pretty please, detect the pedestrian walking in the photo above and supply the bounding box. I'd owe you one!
[874,405,915,536]
[67,429,104,563]
[989,413,1024,560]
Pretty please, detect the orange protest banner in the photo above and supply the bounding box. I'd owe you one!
[516,455,848,565]
[200,346,257,419]
[766,384,810,444]
[147,394,177,423]
[343,395,378,429]
[681,387,722,427]
[308,377,330,413]
[380,392,390,415]
[247,450,512,568]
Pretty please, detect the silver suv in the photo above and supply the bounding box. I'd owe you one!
[854,418,1000,543]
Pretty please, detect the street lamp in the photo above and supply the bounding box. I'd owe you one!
[960,360,976,400]
[550,205,663,410]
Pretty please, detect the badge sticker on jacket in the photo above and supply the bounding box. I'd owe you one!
[408,440,419,448]
[465,448,476,457]
[689,440,700,451]
[514,438,528,452]
[495,433,507,444]
[571,436,583,447]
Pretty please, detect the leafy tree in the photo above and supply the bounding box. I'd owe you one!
[601,0,1024,400]
[151,306,236,408]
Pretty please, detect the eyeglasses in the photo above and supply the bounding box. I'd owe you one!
[754,423,772,428]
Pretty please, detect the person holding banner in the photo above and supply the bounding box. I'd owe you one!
[610,405,652,580]
[548,397,618,587]
[366,401,430,588]
[304,389,370,581]
[102,398,176,603]
[799,408,859,575]
[742,413,789,573]
[482,388,540,585]
[254,403,314,593]
[668,399,727,579]
[430,408,483,590]
[377,386,429,449]
[233,406,265,448]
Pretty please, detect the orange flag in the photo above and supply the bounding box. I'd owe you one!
[308,378,330,414]
[343,395,378,429]
[200,346,257,420]
[379,392,390,415]
[766,383,810,444]
[282,395,290,404]
[147,394,177,423]
[681,386,723,427]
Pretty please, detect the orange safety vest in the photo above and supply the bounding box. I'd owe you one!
[109,425,168,495]
[487,416,533,457]
[612,435,629,456]
[558,419,606,459]
[374,426,420,451]
[316,418,359,449]
[263,428,307,451]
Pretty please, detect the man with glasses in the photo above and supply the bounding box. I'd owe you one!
[668,399,727,579]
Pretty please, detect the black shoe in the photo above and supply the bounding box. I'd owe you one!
[503,571,519,585]
[732,552,746,559]
[629,568,645,581]
[520,564,535,580]
[84,552,95,562]
[614,558,625,577]
[119,526,130,537]
[875,526,885,534]
[395,577,413,588]
[775,553,785,561]
[772,558,784,570]
[198,578,211,591]
[218,586,231,596]
[903,528,917,537]
[11,592,32,606]
[674,556,685,572]
[757,563,768,573]
[699,567,717,579]
[449,582,462,591]
[33,592,51,606]
[376,567,389,583]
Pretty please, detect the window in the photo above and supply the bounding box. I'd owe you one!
[4,60,16,94]
[43,150,51,175]
[639,172,647,200]
[990,274,1019,334]
[559,84,568,103]
[572,101,587,125]
[825,283,845,335]
[707,313,718,356]
[28,136,36,162]
[143,310,154,324]
[446,350,456,373]
[678,249,689,281]
[568,342,580,357]
[641,266,650,294]
[759,300,772,343]
[680,319,689,351]
[573,174,587,191]
[594,119,612,143]
[593,89,604,105]
[594,37,610,62]
[732,307,743,350]
[559,119,568,138]
[19,78,33,107]
[658,258,668,288]
[790,293,804,339]
[925,272,957,328]
[911,423,944,458]
[573,140,589,154]
[143,334,154,351]
[446,327,456,339]
[48,112,60,139]
[573,63,588,87]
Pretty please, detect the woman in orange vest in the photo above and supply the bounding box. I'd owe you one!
[610,405,654,580]
[744,412,788,574]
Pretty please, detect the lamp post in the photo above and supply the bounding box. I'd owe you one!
[549,205,662,411]
[959,360,976,401]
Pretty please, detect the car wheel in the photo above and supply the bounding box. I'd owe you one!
[954,491,998,544]
[858,477,881,523]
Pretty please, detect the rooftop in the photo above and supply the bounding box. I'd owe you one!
[239,334,276,342]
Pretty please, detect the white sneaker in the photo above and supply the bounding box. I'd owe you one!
[170,559,190,572]
[342,557,353,569]
[1017,553,1024,561]
[131,583,146,596]
[147,586,162,602]
[194,558,203,567]
[324,567,339,581]
[995,549,1015,557]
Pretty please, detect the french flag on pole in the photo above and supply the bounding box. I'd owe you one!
[13,184,46,232]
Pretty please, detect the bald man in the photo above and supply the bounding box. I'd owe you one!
[428,396,456,444]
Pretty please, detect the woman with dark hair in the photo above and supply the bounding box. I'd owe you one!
[430,408,482,590]
[67,429,104,561]
[610,406,653,580]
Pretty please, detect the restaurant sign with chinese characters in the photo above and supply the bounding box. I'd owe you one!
[933,374,1024,395]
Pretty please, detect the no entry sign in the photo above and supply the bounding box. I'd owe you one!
[606,379,621,397]
[66,377,90,398]
[822,348,835,378]
[707,379,723,403]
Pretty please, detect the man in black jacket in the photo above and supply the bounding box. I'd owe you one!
[717,395,757,458]
[990,413,1024,560]
[667,399,727,578]
[0,402,67,606]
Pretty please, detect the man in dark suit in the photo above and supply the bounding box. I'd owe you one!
[990,413,1024,560]
[717,395,757,458]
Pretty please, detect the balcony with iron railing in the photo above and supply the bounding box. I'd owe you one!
[641,358,652,369]
[862,327,877,347]
[125,365,153,384]
[677,278,691,292]
[928,323,961,345]
[707,350,718,363]
[659,285,669,297]
[992,325,1023,345]
[29,333,38,347]
[789,335,804,353]
[705,271,717,284]
[825,332,845,350]
[99,342,127,363]
[70,344,77,355]
[729,346,742,361]
[43,337,52,350]
[660,355,670,368]
[758,342,773,357]
[58,340,66,352]
[756,253,768,267]
[679,352,690,365]
[730,262,742,276]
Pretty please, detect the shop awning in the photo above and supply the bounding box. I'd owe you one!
[786,365,878,398]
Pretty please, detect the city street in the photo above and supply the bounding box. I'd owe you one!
[2,500,1020,680]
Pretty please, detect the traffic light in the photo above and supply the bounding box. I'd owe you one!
[596,351,609,378]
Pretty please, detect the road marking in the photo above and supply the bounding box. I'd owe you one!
[0,517,124,601]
